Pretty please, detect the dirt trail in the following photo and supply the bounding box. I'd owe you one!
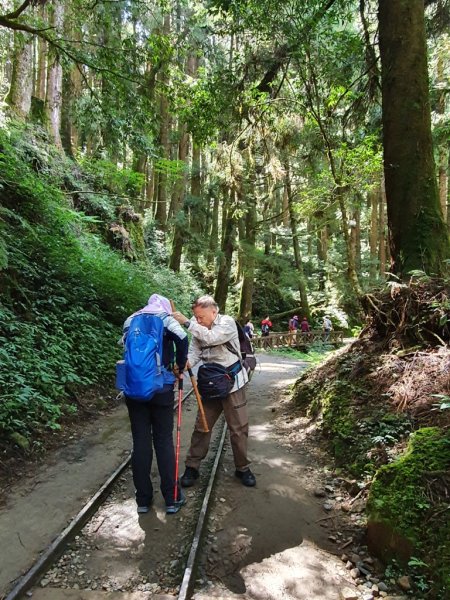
[0,355,365,600]
[193,354,361,600]
[0,407,132,596]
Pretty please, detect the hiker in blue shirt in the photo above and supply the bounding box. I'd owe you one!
[122,294,188,515]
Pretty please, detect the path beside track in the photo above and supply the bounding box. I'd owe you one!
[193,354,361,599]
[0,406,132,596]
[1,355,364,600]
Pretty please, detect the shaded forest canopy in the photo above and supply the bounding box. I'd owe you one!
[0,0,449,435]
[0,0,448,431]
[1,0,448,314]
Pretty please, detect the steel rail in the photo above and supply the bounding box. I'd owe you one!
[4,387,195,600]
[178,418,228,600]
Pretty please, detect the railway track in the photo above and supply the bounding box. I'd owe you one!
[3,356,364,600]
[4,388,228,600]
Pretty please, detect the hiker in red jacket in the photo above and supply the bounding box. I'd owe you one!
[261,316,272,337]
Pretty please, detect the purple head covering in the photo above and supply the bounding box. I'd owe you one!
[133,294,172,317]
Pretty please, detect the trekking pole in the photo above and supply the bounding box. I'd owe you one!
[188,367,209,433]
[174,375,183,502]
[169,299,209,433]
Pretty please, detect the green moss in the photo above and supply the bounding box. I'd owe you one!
[127,219,146,261]
[367,428,450,596]
[292,375,320,412]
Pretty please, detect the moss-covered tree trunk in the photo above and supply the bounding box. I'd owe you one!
[35,4,48,100]
[338,193,362,297]
[436,53,448,225]
[61,24,82,158]
[378,0,449,276]
[45,1,65,148]
[6,31,33,118]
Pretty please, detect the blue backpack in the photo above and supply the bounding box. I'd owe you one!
[122,313,165,401]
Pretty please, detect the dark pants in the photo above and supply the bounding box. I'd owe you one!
[126,387,178,507]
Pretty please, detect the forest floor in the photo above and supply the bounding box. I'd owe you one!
[0,353,412,600]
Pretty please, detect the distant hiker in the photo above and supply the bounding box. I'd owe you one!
[261,316,272,337]
[122,294,188,515]
[244,319,254,339]
[322,315,332,341]
[289,315,299,331]
[300,317,311,342]
[300,317,311,333]
[172,295,256,488]
[288,315,299,345]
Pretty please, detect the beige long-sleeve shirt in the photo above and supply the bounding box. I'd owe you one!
[187,313,248,392]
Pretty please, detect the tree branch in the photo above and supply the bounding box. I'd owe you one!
[2,0,36,21]
[255,0,340,96]
[0,16,143,85]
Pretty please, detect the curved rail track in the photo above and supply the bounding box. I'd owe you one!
[4,387,228,600]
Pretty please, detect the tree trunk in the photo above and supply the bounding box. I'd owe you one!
[236,216,246,281]
[379,0,449,276]
[187,141,203,267]
[238,185,257,321]
[438,145,448,224]
[316,225,328,292]
[35,5,47,100]
[61,26,82,158]
[214,189,236,311]
[6,31,33,117]
[379,176,387,276]
[447,152,450,229]
[369,186,379,280]
[284,159,310,318]
[45,1,65,148]
[338,193,362,296]
[436,50,448,224]
[350,206,361,273]
[239,170,258,322]
[154,15,171,231]
[169,125,189,272]
[207,193,220,266]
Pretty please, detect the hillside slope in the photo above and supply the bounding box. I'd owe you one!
[291,281,450,598]
[0,119,198,461]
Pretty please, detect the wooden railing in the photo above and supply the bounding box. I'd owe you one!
[251,329,344,350]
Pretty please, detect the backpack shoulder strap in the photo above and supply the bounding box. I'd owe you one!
[201,321,242,359]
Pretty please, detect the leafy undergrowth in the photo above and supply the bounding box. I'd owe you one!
[290,279,450,598]
[0,118,199,467]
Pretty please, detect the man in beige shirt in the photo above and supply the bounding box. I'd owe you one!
[172,295,256,487]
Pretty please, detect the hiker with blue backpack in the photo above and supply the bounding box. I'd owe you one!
[121,294,188,515]
[172,295,256,488]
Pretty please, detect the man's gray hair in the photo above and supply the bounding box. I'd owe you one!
[192,295,219,310]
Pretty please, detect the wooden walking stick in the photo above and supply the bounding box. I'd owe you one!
[187,366,209,433]
[170,300,209,433]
